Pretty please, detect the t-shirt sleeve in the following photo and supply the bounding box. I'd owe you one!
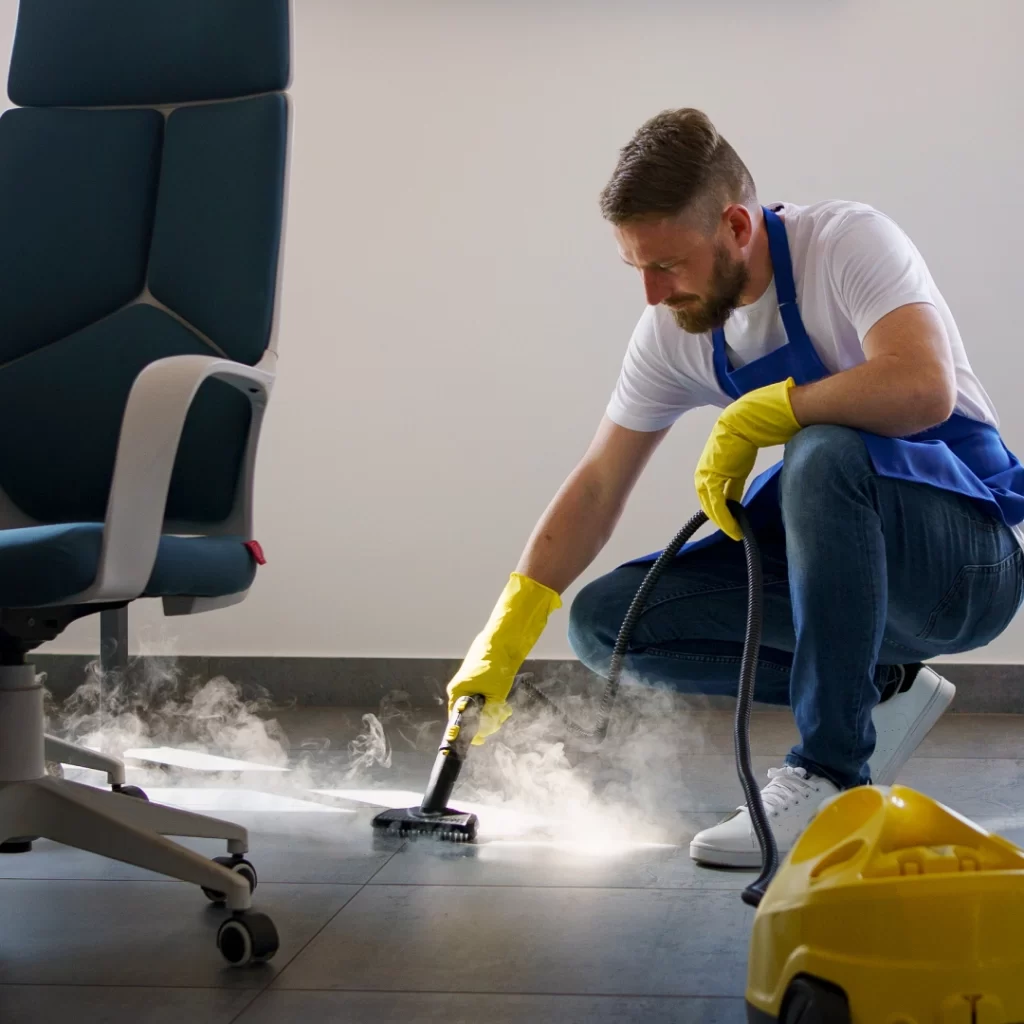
[826,208,936,341]
[606,306,706,432]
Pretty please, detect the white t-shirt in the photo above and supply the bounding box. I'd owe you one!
[607,199,1000,432]
[607,199,1023,547]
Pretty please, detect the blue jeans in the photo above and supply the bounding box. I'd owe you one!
[568,425,1024,789]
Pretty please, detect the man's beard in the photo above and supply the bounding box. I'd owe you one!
[668,244,749,334]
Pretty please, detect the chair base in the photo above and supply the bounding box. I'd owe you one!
[44,734,126,785]
[0,664,255,910]
[0,775,254,908]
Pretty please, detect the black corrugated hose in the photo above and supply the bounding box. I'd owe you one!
[519,499,779,907]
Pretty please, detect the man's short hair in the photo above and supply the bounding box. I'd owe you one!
[599,108,757,230]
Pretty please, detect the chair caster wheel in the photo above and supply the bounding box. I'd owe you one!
[217,911,279,966]
[203,856,258,904]
[113,784,149,801]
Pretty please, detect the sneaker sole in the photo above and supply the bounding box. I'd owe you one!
[870,672,955,785]
[688,839,764,869]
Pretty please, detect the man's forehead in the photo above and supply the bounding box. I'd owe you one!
[616,218,706,266]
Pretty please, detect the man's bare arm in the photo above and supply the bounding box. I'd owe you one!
[516,416,669,594]
[788,303,957,436]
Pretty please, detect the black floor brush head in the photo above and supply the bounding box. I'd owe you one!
[371,806,478,842]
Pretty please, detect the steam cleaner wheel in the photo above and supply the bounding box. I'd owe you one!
[780,976,852,1024]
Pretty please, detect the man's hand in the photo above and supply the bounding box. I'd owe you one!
[696,303,958,539]
[446,572,561,744]
[695,378,802,539]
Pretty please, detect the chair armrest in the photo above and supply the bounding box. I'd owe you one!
[78,353,275,603]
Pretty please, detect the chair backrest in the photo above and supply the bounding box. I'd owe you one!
[0,0,290,528]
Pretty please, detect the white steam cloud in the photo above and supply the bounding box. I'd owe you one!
[454,673,711,843]
[42,633,720,848]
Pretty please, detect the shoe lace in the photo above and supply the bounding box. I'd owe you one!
[760,766,818,814]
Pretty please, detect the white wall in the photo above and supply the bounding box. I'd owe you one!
[3,0,1024,660]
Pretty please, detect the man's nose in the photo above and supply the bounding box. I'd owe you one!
[642,268,672,306]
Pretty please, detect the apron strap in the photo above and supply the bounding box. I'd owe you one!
[762,206,820,369]
[712,327,742,399]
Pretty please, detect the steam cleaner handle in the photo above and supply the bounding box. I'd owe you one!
[419,694,485,814]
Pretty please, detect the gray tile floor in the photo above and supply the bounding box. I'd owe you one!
[2,706,1024,1023]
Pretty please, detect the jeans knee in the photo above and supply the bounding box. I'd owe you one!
[567,572,631,674]
[780,424,869,515]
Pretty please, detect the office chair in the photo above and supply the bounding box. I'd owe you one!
[0,0,292,966]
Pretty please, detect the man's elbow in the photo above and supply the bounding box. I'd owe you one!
[914,369,957,429]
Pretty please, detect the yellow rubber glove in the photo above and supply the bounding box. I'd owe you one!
[446,572,562,745]
[695,377,802,541]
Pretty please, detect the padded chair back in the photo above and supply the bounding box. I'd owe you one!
[0,0,290,527]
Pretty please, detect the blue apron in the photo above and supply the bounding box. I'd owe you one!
[627,206,1024,565]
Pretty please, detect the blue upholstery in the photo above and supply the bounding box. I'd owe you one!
[146,535,258,600]
[149,96,288,366]
[0,108,163,365]
[0,2,289,613]
[7,0,290,108]
[0,304,251,525]
[0,524,257,607]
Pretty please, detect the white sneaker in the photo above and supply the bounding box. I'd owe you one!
[689,766,839,868]
[868,664,954,785]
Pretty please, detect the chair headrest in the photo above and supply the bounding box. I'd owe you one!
[7,0,291,108]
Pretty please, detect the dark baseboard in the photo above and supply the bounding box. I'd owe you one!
[31,655,1024,714]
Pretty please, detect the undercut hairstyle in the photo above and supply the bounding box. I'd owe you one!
[599,108,757,231]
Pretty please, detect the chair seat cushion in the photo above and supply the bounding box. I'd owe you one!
[0,523,257,607]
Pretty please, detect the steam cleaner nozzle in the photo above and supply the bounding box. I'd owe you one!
[371,694,484,842]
